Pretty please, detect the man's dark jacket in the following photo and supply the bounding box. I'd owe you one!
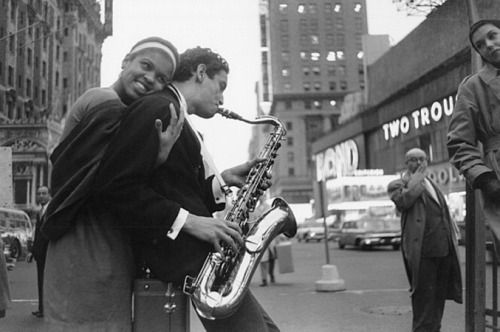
[93,89,224,283]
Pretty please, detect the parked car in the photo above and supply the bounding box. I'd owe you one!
[296,222,326,242]
[0,208,33,262]
[337,217,401,250]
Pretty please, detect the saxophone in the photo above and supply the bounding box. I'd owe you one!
[183,108,297,320]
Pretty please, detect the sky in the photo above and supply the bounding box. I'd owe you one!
[100,0,425,171]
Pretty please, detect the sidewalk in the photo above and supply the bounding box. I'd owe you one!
[190,241,465,332]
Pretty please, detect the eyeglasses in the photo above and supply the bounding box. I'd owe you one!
[407,157,427,163]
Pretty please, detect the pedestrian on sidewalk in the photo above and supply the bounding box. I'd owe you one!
[0,236,11,318]
[388,148,463,332]
[260,238,278,286]
[29,186,51,318]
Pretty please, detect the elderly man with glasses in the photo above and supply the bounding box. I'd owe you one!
[387,148,463,332]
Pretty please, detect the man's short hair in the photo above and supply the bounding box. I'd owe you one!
[173,47,229,82]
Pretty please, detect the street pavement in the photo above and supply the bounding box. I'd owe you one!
[0,240,466,332]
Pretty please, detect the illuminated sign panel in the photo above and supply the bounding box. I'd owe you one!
[315,139,359,181]
[381,95,454,141]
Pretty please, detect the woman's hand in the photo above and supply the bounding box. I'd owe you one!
[155,103,185,167]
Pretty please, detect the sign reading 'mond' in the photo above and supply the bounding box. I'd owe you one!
[382,95,455,141]
[315,139,359,182]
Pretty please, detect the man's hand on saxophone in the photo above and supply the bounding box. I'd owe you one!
[182,215,244,254]
[221,157,272,189]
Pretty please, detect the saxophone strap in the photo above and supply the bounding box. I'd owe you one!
[168,84,231,197]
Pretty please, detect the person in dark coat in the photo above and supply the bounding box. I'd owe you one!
[31,186,51,318]
[94,47,279,332]
[388,148,463,332]
[447,19,500,260]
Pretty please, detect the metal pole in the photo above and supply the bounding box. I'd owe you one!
[463,1,485,331]
[318,180,331,264]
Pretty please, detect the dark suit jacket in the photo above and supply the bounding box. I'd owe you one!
[94,88,225,283]
[32,207,49,262]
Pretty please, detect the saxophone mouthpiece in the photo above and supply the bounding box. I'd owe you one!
[217,108,244,120]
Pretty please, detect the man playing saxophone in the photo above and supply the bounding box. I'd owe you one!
[93,47,279,332]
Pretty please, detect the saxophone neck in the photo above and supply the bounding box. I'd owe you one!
[217,108,286,131]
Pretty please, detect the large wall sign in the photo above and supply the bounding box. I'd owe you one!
[315,139,359,181]
[382,95,454,141]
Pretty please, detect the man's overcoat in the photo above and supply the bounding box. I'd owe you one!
[388,173,463,303]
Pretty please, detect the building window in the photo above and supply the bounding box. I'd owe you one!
[284,83,291,91]
[314,100,322,109]
[299,19,308,32]
[285,100,292,110]
[288,168,295,176]
[9,34,15,52]
[18,75,22,89]
[281,51,290,62]
[300,51,308,60]
[303,82,310,91]
[287,136,294,146]
[309,4,317,14]
[287,152,294,162]
[314,81,321,91]
[304,100,311,109]
[336,18,344,29]
[310,51,320,61]
[338,65,346,76]
[303,67,310,76]
[298,4,306,14]
[56,71,59,87]
[334,3,342,13]
[326,34,335,47]
[357,51,364,59]
[355,17,363,30]
[340,81,347,90]
[281,35,289,48]
[354,3,362,12]
[327,51,336,62]
[279,3,288,13]
[41,89,46,105]
[286,121,293,130]
[282,68,290,77]
[310,19,318,32]
[324,3,332,14]
[310,34,319,45]
[280,19,288,32]
[42,61,46,77]
[63,78,68,88]
[8,66,14,86]
[300,34,308,46]
[329,81,336,91]
[26,78,31,97]
[27,48,32,66]
[337,34,345,47]
[312,66,320,75]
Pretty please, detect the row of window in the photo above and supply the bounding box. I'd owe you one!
[281,79,364,92]
[278,2,363,15]
[279,16,364,34]
[280,50,363,64]
[280,32,363,50]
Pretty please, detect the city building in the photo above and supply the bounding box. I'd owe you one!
[252,0,369,208]
[312,0,500,221]
[0,0,112,214]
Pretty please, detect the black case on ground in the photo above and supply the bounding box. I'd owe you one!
[133,278,190,332]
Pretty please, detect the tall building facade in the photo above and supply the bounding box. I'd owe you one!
[0,0,112,214]
[253,0,368,206]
